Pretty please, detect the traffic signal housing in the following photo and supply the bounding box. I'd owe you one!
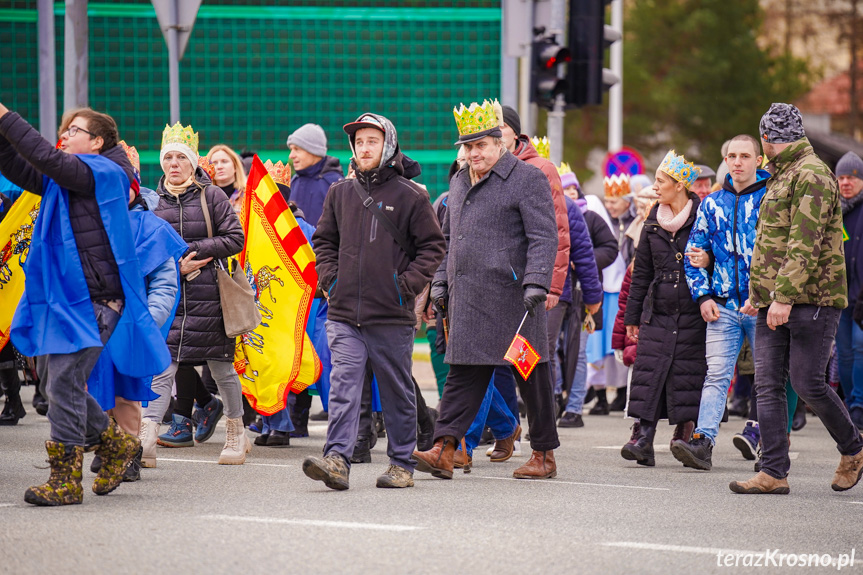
[531,37,571,110]
[567,0,620,108]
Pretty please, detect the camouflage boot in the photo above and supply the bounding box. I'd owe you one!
[92,419,140,495]
[24,441,84,506]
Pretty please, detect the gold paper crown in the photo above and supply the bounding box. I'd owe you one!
[557,162,572,176]
[659,149,700,189]
[119,140,140,172]
[161,122,199,156]
[453,99,502,137]
[531,136,550,160]
[604,173,632,198]
[197,156,215,179]
[264,160,292,186]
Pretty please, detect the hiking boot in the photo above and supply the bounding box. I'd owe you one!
[608,387,627,412]
[671,432,713,471]
[157,414,194,448]
[139,419,159,468]
[0,393,26,425]
[669,421,694,450]
[729,471,790,494]
[193,396,223,444]
[831,443,863,492]
[24,441,84,506]
[558,412,584,428]
[625,420,642,447]
[621,420,655,467]
[453,449,472,473]
[733,420,760,460]
[376,464,414,488]
[513,450,557,479]
[123,447,142,482]
[218,417,251,464]
[303,453,350,490]
[490,424,522,463]
[93,420,140,495]
[412,436,456,479]
[350,436,372,463]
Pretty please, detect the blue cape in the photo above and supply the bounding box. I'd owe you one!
[89,209,187,409]
[11,154,172,379]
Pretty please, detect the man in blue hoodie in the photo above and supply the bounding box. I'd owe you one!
[672,134,770,471]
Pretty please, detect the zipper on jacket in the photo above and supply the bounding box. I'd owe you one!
[328,279,337,298]
[732,193,741,308]
[511,266,518,281]
[393,272,403,305]
[177,194,187,360]
[356,180,371,326]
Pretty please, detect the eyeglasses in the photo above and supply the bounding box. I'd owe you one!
[63,125,95,138]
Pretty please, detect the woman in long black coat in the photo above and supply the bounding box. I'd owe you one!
[621,152,707,467]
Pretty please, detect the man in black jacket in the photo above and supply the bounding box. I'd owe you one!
[302,113,446,490]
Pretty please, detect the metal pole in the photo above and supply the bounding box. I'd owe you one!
[167,0,180,124]
[64,0,88,110]
[502,56,518,107]
[608,0,623,152]
[518,53,532,137]
[546,0,566,165]
[38,0,57,139]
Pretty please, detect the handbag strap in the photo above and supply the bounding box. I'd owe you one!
[352,179,416,260]
[199,186,213,239]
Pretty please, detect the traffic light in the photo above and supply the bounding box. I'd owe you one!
[531,36,571,110]
[567,0,621,108]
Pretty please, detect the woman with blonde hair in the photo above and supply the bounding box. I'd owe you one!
[207,144,246,214]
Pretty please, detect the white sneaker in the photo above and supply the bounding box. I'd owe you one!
[486,444,494,457]
[512,440,523,457]
[139,419,159,468]
[218,417,252,465]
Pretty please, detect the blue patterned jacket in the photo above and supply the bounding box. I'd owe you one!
[685,170,770,310]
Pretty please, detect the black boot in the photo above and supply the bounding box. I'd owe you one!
[608,387,627,412]
[620,419,656,466]
[32,386,48,416]
[792,400,807,431]
[589,389,610,415]
[0,368,25,426]
[417,407,437,452]
[290,389,311,438]
[350,436,372,463]
[671,432,713,470]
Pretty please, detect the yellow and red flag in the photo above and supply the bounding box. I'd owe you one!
[235,156,321,415]
[0,192,41,351]
[503,312,541,380]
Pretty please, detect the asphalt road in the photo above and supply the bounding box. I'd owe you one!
[2,379,862,575]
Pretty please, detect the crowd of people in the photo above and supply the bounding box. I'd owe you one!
[1,96,862,505]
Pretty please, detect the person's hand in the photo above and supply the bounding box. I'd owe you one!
[523,285,547,317]
[626,325,639,341]
[585,301,602,315]
[740,299,758,317]
[766,301,792,330]
[430,282,448,317]
[422,306,435,324]
[544,293,560,311]
[700,299,721,323]
[685,246,710,269]
[179,251,213,276]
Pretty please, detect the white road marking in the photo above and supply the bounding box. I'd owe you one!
[603,542,757,555]
[159,457,295,468]
[595,445,670,451]
[0,503,16,508]
[475,475,670,491]
[201,514,421,532]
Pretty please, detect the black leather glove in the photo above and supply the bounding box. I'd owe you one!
[430,281,448,317]
[523,284,547,317]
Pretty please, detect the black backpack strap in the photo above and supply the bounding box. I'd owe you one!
[352,179,416,259]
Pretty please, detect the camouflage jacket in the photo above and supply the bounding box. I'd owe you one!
[750,138,847,309]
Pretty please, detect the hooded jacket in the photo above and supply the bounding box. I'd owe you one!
[313,114,446,327]
[513,135,570,297]
[685,169,770,310]
[561,195,603,306]
[290,155,344,225]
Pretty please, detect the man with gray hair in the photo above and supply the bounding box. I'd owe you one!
[730,103,863,495]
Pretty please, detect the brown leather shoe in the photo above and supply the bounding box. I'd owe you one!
[513,450,556,479]
[831,448,863,492]
[669,421,694,450]
[412,436,456,479]
[453,449,472,473]
[490,424,522,463]
[729,471,790,494]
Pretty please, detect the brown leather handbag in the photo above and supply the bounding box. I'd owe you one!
[200,188,262,338]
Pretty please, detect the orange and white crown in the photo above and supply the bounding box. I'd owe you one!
[604,173,632,198]
[264,160,292,186]
[531,136,550,160]
[119,140,140,172]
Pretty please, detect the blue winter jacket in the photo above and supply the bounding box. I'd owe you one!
[561,196,603,306]
[685,169,770,310]
[289,155,344,225]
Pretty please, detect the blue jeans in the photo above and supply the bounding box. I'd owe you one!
[696,307,757,443]
[564,329,589,414]
[462,367,519,457]
[836,307,863,409]
[262,407,295,434]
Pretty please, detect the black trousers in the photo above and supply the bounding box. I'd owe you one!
[435,362,560,452]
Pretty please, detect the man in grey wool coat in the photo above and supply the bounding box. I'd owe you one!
[413,99,561,480]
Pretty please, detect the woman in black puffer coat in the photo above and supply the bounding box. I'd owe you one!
[140,126,251,467]
[621,151,707,467]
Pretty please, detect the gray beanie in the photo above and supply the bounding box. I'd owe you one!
[287,123,327,157]
[759,103,805,144]
[837,151,863,179]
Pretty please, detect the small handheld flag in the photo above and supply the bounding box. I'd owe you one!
[503,311,541,380]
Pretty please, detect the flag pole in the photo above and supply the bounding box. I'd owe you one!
[514,310,529,337]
